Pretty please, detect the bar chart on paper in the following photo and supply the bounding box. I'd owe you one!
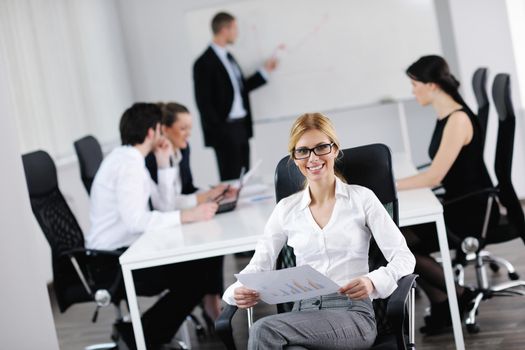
[235,265,340,304]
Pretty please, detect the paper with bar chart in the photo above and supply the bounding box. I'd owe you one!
[235,265,340,304]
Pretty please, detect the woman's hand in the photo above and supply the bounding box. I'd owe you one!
[180,202,218,223]
[207,184,230,201]
[234,286,260,309]
[197,184,240,204]
[339,276,375,300]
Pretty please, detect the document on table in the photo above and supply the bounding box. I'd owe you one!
[235,265,341,304]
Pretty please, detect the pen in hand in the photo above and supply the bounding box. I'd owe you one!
[210,185,230,203]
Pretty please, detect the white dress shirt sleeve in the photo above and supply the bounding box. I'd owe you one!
[116,162,181,233]
[223,200,288,305]
[171,193,199,210]
[149,158,199,211]
[169,158,198,209]
[362,188,416,299]
[150,167,177,211]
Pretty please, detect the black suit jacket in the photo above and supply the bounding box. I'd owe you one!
[145,146,198,195]
[193,46,266,147]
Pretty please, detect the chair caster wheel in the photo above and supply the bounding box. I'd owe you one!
[489,262,500,273]
[466,323,480,334]
[509,272,520,280]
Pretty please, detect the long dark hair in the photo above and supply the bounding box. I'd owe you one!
[406,55,474,115]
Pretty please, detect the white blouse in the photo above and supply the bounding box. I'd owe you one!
[223,177,415,305]
[154,149,198,211]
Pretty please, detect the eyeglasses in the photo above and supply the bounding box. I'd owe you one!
[293,143,335,160]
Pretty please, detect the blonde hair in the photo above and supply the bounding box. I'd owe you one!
[288,113,345,182]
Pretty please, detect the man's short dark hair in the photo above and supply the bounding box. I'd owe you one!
[211,12,235,34]
[119,103,161,146]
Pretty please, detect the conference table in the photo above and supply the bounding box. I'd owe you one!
[120,155,465,350]
[393,154,464,350]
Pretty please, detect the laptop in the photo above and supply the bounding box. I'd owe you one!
[216,167,246,214]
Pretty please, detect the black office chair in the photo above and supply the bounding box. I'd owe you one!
[216,144,418,350]
[22,150,125,349]
[453,68,520,284]
[74,135,103,195]
[443,74,525,333]
[472,67,489,149]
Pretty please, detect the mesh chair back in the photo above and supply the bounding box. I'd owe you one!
[74,135,103,194]
[491,74,525,243]
[472,67,489,148]
[22,150,85,256]
[273,143,398,334]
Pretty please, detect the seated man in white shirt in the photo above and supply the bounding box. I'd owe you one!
[86,102,218,349]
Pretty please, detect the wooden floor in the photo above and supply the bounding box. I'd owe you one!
[52,240,525,350]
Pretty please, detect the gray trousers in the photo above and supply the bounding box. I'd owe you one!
[248,293,377,350]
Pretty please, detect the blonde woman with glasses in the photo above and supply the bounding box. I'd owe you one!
[222,113,415,349]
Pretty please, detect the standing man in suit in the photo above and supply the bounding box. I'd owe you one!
[193,12,278,181]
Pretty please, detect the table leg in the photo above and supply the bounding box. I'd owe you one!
[435,216,465,350]
[122,267,147,350]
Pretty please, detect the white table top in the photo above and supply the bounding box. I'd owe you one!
[120,187,275,268]
[392,153,443,225]
[120,155,443,268]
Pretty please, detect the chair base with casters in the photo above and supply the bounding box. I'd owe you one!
[454,250,520,287]
[459,246,525,334]
[443,192,525,334]
[216,274,418,350]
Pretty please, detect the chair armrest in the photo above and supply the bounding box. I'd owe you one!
[416,162,431,170]
[215,304,239,350]
[386,274,418,350]
[57,248,124,300]
[443,187,498,206]
[431,185,444,193]
[58,247,123,259]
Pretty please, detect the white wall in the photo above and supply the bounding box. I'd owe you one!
[507,0,525,107]
[0,0,134,282]
[0,39,59,349]
[0,0,133,158]
[116,0,429,186]
[443,0,525,196]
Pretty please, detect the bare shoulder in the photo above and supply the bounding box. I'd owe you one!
[447,110,471,127]
[443,110,474,143]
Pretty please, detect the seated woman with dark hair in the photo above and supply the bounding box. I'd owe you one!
[397,55,499,334]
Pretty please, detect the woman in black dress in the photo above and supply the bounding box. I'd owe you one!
[397,55,499,334]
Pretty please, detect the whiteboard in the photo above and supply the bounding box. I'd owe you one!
[186,0,442,121]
